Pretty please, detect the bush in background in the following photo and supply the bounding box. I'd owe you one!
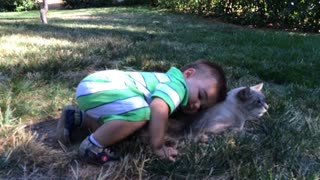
[0,0,39,12]
[63,0,149,9]
[0,0,149,11]
[157,0,319,32]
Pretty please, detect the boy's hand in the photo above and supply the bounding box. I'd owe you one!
[155,145,178,162]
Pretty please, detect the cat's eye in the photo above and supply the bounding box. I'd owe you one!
[256,99,262,104]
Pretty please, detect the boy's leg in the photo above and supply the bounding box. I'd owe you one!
[83,113,103,132]
[79,120,147,165]
[93,120,147,146]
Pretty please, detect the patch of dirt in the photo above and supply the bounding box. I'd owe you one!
[26,118,61,149]
[25,117,89,150]
[21,118,155,179]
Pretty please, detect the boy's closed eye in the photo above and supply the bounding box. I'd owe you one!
[198,89,208,110]
[198,92,202,101]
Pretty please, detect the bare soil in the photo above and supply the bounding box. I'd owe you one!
[26,118,61,149]
[22,118,125,179]
[25,117,90,150]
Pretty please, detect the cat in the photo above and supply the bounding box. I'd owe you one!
[166,83,269,143]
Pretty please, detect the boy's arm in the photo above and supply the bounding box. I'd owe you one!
[149,97,178,161]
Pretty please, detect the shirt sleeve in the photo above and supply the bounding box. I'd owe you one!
[151,81,186,114]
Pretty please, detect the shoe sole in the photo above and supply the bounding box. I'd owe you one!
[56,105,75,145]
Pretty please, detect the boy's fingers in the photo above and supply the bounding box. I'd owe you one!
[170,147,178,155]
[168,151,177,162]
[162,146,178,159]
[169,156,176,162]
[167,147,178,161]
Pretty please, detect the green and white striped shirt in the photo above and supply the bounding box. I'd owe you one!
[76,67,189,122]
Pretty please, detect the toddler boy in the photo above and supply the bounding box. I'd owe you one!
[57,59,227,165]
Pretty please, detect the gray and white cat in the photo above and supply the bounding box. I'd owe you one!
[166,83,269,142]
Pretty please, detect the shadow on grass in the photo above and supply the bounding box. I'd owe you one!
[25,117,90,150]
[0,20,159,42]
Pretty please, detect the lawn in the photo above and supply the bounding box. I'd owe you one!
[0,6,319,179]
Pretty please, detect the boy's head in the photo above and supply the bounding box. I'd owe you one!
[180,59,227,114]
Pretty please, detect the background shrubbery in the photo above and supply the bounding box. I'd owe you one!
[1,0,318,32]
[63,0,150,9]
[0,0,39,12]
[157,0,319,32]
[0,0,149,11]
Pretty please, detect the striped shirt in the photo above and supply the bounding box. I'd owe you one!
[76,67,189,122]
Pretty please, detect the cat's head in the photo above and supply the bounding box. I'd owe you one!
[235,83,269,119]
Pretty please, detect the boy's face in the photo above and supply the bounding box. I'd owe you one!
[182,68,218,114]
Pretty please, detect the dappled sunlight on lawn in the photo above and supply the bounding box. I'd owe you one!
[0,34,75,65]
[56,22,163,35]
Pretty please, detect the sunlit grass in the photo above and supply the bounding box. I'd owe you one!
[0,35,75,65]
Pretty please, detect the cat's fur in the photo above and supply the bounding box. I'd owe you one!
[166,83,269,142]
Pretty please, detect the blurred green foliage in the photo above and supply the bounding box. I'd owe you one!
[63,0,149,9]
[0,0,38,12]
[157,0,319,32]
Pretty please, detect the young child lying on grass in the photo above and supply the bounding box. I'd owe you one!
[56,59,227,165]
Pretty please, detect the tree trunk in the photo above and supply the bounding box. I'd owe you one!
[40,0,48,24]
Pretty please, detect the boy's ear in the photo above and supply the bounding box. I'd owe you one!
[183,68,196,78]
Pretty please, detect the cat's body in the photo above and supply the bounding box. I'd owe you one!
[166,83,269,142]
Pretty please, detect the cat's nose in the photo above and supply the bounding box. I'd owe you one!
[264,103,269,110]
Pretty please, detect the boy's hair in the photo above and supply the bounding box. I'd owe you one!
[180,59,227,103]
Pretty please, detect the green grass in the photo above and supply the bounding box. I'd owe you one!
[0,6,319,179]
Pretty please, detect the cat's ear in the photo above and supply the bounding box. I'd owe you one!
[251,83,263,91]
[237,87,251,101]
